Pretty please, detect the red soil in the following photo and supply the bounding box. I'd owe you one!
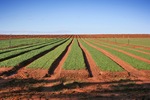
[0,35,150,99]
[0,67,150,99]
[1,34,150,40]
[78,40,102,78]
[50,39,74,78]
[83,39,148,81]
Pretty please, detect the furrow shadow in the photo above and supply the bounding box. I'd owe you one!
[0,42,46,54]
[47,39,73,75]
[0,39,69,76]
[0,39,64,54]
[0,39,66,62]
[77,39,93,77]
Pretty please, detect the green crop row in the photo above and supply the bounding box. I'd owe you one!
[0,38,49,49]
[63,39,85,70]
[79,39,124,72]
[97,38,150,53]
[27,39,72,69]
[99,38,150,47]
[0,38,65,60]
[87,38,150,60]
[86,39,150,70]
[0,39,68,67]
[0,38,64,53]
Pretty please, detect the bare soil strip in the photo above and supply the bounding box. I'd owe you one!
[78,39,101,78]
[46,39,73,77]
[48,39,74,78]
[0,39,69,77]
[77,40,93,77]
[90,40,150,64]
[83,39,147,81]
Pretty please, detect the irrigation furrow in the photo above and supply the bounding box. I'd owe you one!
[89,40,150,64]
[78,39,101,77]
[46,39,73,78]
[0,39,69,76]
[82,39,147,80]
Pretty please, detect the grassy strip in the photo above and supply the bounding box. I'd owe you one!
[0,38,65,59]
[0,38,54,52]
[27,39,72,69]
[99,38,150,47]
[87,39,150,70]
[0,39,68,67]
[63,39,85,70]
[88,38,150,60]
[0,38,47,49]
[79,39,124,72]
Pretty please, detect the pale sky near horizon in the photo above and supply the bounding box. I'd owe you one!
[0,0,150,34]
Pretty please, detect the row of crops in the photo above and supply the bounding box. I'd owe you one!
[83,39,150,70]
[0,37,149,73]
[99,38,150,47]
[0,38,48,49]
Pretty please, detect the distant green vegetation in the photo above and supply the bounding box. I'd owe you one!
[63,39,85,70]
[79,39,124,72]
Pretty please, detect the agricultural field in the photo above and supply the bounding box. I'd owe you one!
[0,34,150,99]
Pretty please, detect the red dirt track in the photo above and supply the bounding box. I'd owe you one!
[78,39,102,78]
[0,34,150,99]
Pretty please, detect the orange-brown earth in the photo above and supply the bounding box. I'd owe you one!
[0,34,150,99]
[1,34,150,40]
[0,67,150,99]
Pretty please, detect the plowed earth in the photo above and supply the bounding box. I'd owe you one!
[0,35,150,99]
[0,67,150,100]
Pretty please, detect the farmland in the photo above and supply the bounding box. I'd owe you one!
[0,34,150,99]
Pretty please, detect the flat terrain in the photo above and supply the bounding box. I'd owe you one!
[0,34,150,99]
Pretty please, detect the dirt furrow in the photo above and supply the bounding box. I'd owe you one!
[83,39,147,80]
[89,40,150,64]
[47,39,74,79]
[78,39,101,78]
[0,39,69,77]
[46,39,73,78]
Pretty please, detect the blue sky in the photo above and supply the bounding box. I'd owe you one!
[0,0,150,34]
